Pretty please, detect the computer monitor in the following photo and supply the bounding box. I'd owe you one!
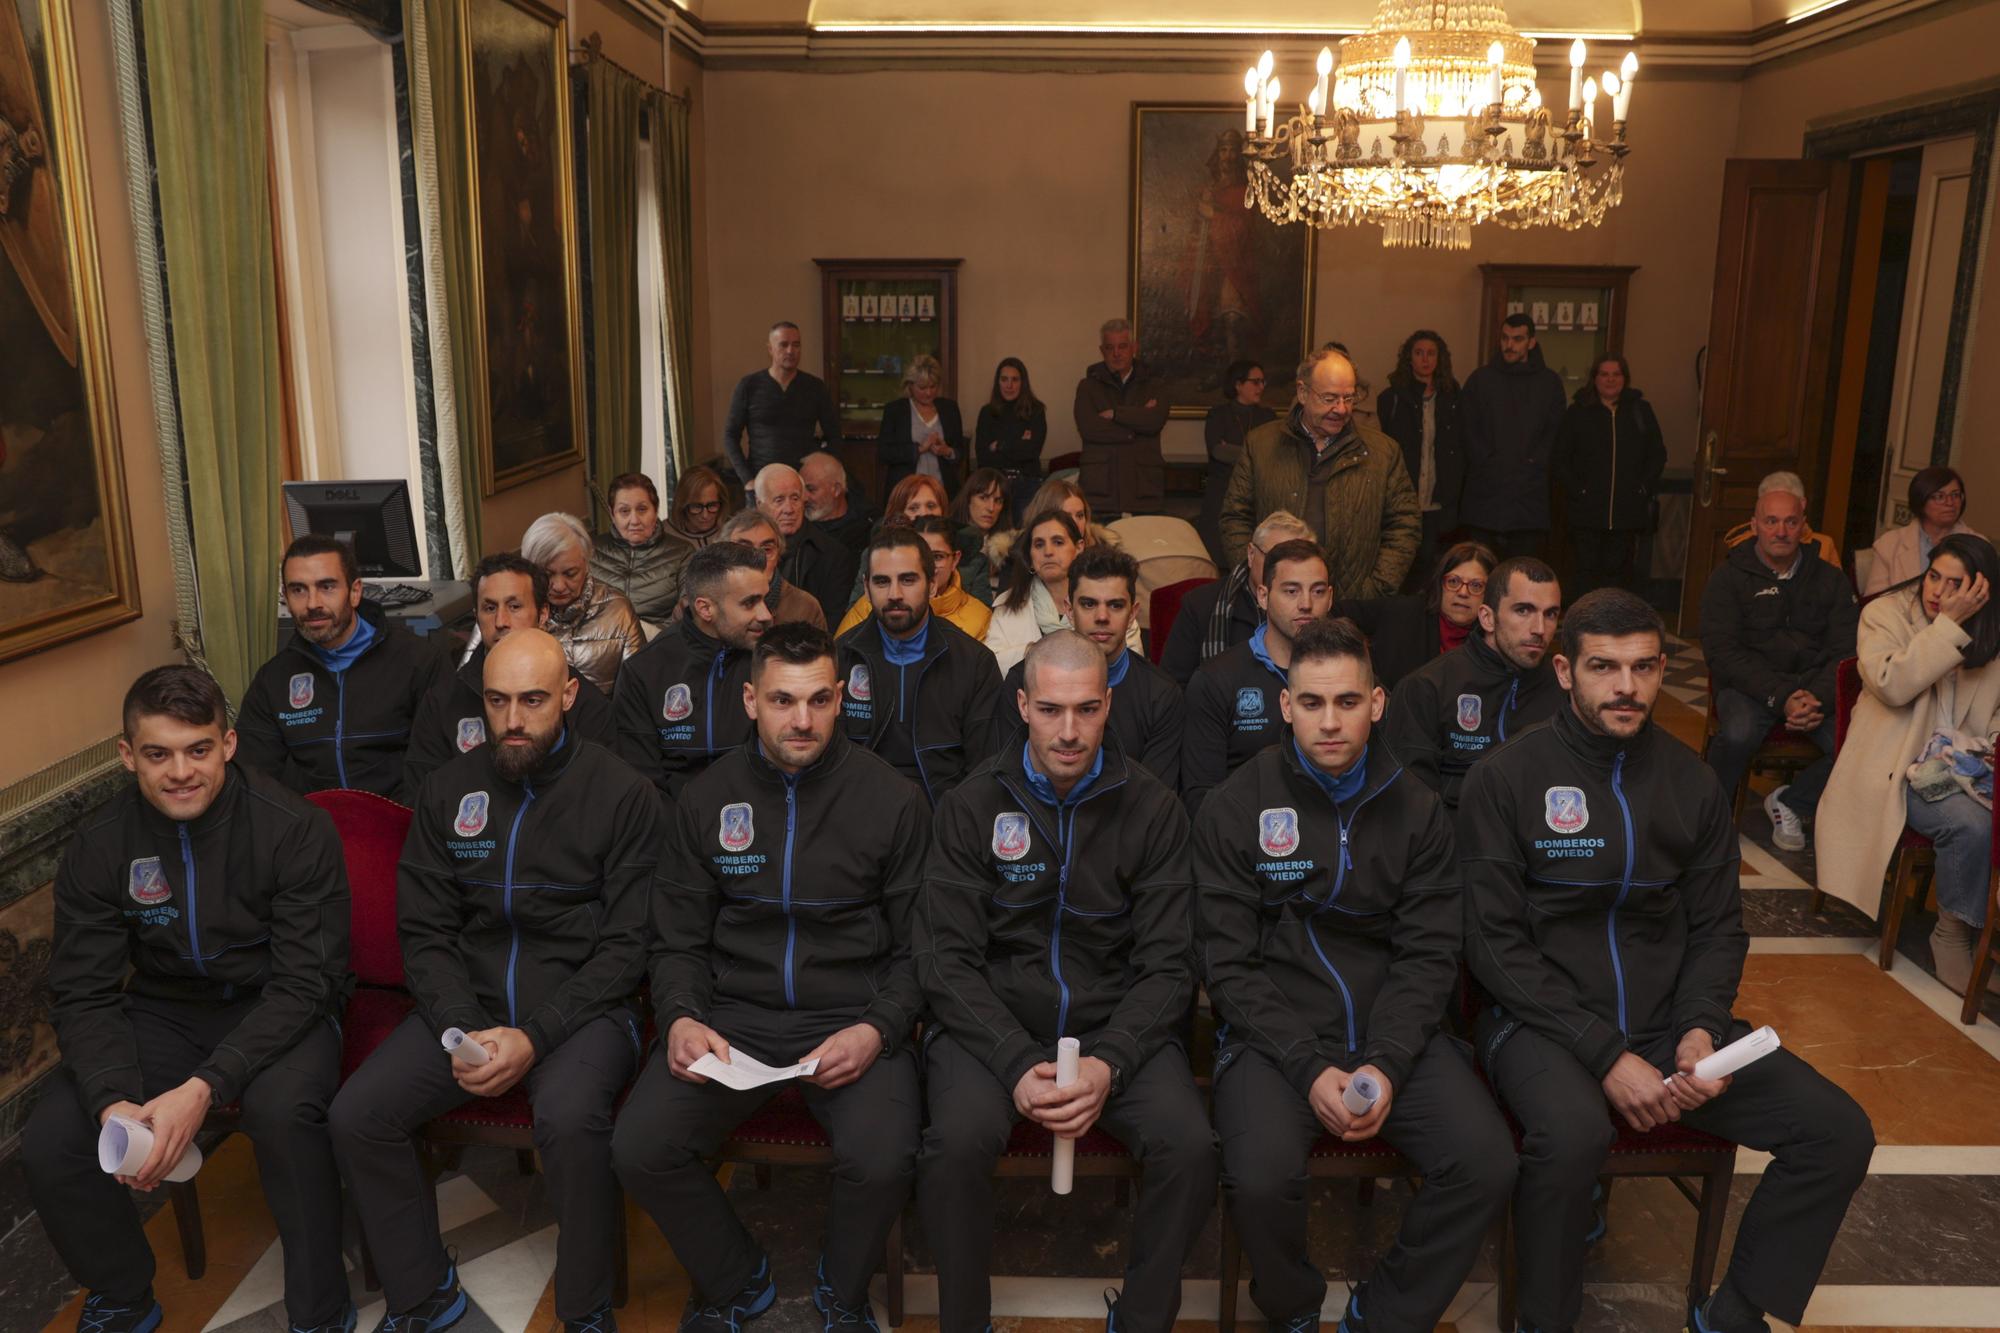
[282,479,424,579]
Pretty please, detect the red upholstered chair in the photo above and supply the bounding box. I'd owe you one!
[1701,669,1825,823]
[1147,577,1215,665]
[1825,657,1937,968]
[1964,799,2000,1025]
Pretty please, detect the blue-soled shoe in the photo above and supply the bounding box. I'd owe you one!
[680,1256,777,1333]
[77,1294,162,1333]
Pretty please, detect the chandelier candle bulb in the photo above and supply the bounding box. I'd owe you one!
[1568,37,1586,111]
[1616,52,1637,119]
[1393,37,1410,114]
[1582,76,1597,133]
[1258,48,1274,82]
[1487,41,1504,105]
[1245,67,1260,132]
[1316,46,1333,113]
[1264,78,1279,138]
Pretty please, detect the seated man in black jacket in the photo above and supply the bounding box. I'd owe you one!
[989,545,1184,786]
[1198,619,1514,1333]
[406,552,615,791]
[759,462,860,627]
[1462,590,1874,1333]
[917,631,1216,1333]
[614,624,929,1333]
[332,630,664,1333]
[615,541,776,799]
[1699,474,1858,851]
[27,666,352,1333]
[1381,556,1563,810]
[236,533,451,802]
[837,527,1001,806]
[1182,539,1332,815]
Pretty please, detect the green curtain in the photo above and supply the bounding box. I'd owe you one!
[418,0,484,556]
[140,0,283,702]
[587,60,643,503]
[652,91,695,480]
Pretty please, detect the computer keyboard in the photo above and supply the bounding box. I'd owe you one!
[364,582,432,608]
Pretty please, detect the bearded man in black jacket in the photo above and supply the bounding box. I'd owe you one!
[1461,589,1874,1333]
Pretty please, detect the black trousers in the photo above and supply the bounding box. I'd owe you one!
[1568,529,1640,599]
[329,1011,638,1320]
[1216,1038,1515,1331]
[915,1033,1217,1333]
[1464,526,1548,562]
[1478,1015,1874,1329]
[611,1003,919,1306]
[23,992,348,1324]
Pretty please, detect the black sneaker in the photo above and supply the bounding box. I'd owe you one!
[811,1258,880,1333]
[1268,1312,1319,1333]
[1335,1283,1366,1333]
[77,1294,162,1333]
[380,1263,468,1333]
[1102,1288,1121,1333]
[1686,1295,1772,1333]
[565,1303,617,1333]
[290,1304,358,1333]
[680,1256,777,1333]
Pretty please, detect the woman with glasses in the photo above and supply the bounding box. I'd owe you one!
[1862,466,1980,596]
[1198,360,1275,564]
[1376,331,1465,591]
[1425,540,1499,659]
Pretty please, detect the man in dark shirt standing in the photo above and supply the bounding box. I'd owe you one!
[1072,317,1170,517]
[1459,313,1567,560]
[723,321,843,490]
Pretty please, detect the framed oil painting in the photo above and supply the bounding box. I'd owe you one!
[1129,103,1317,419]
[456,0,586,494]
[0,0,139,665]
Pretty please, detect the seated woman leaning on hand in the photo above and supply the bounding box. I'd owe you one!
[1818,533,2000,996]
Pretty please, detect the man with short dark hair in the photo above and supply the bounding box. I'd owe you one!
[1700,474,1856,851]
[758,462,860,627]
[1382,556,1564,810]
[27,666,352,1333]
[917,631,1215,1333]
[801,452,873,558]
[836,528,1001,806]
[236,533,451,801]
[1072,317,1170,516]
[615,542,776,799]
[1460,313,1567,559]
[1181,539,1333,813]
[333,630,664,1333]
[1198,620,1515,1333]
[723,321,842,487]
[1461,589,1875,1333]
[990,545,1183,786]
[614,623,929,1333]
[405,552,615,790]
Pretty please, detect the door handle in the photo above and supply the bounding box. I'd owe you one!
[1695,430,1727,507]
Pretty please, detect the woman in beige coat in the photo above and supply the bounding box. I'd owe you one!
[1860,465,1979,595]
[1816,533,2000,994]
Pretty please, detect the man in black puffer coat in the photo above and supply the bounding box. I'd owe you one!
[1459,314,1567,559]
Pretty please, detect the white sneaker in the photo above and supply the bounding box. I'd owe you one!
[1763,785,1806,852]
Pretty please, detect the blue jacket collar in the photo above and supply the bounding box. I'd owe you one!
[1248,623,1288,682]
[309,608,378,673]
[881,614,931,665]
[1106,647,1132,687]
[1293,737,1368,804]
[1021,738,1104,808]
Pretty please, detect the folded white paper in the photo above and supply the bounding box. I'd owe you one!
[689,1050,820,1091]
[98,1114,202,1183]
[442,1027,490,1066]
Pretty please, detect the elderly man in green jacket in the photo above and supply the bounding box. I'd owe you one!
[1218,343,1421,599]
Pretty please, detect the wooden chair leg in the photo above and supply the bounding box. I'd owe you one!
[885,1210,905,1327]
[169,1179,207,1280]
[1961,870,2000,1026]
[1114,1176,1131,1208]
[1496,1205,1517,1333]
[754,1163,774,1191]
[1688,1165,1734,1311]
[1880,847,1921,972]
[515,1148,537,1176]
[1217,1201,1241,1333]
[1809,886,1828,915]
[613,1189,630,1309]
[1356,1176,1377,1207]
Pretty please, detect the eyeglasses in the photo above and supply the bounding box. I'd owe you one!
[684,499,723,515]
[1306,390,1359,408]
[1243,376,1267,386]
[1931,489,1966,503]
[1444,575,1487,594]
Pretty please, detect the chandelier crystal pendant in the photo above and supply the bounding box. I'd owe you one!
[1238,1,1636,250]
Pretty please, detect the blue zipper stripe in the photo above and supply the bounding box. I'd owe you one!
[1305,922,1358,1052]
[1051,804,1080,1037]
[1306,772,1397,1052]
[501,785,537,1025]
[1608,750,1635,1036]
[179,824,207,976]
[333,672,350,788]
[1498,676,1519,743]
[705,652,726,755]
[782,776,799,1007]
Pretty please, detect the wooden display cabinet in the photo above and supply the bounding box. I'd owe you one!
[816,257,962,505]
[1477,264,1636,400]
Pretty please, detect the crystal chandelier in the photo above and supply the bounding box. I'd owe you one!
[1238,1,1637,250]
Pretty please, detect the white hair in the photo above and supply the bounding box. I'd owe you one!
[1757,471,1808,504]
[1099,317,1133,340]
[521,512,592,567]
[799,453,846,489]
[753,462,802,496]
[1252,509,1314,547]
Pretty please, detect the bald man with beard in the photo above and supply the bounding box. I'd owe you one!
[332,630,664,1333]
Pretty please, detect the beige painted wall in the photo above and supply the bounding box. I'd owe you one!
[2,0,176,789]
[691,65,1739,493]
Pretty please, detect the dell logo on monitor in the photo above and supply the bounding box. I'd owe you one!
[324,487,361,500]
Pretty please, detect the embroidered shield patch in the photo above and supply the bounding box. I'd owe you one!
[992,812,1031,862]
[1234,687,1265,719]
[288,672,315,709]
[663,683,693,722]
[1258,807,1300,857]
[454,791,490,837]
[128,857,171,906]
[1456,692,1483,732]
[1544,786,1589,835]
[719,803,754,852]
[848,663,873,702]
[455,717,486,752]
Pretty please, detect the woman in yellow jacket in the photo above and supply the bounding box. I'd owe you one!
[836,515,992,642]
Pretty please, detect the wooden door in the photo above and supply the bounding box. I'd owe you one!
[1680,160,1852,634]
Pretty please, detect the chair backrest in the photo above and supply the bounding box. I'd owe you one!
[1833,656,1862,753]
[1108,516,1219,631]
[1148,577,1215,664]
[307,788,413,988]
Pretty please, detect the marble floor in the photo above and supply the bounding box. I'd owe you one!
[16,667,2000,1333]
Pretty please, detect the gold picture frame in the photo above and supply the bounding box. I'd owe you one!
[1128,102,1318,420]
[455,0,587,495]
[0,0,140,664]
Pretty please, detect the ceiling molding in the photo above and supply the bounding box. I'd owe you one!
[663,0,1951,75]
